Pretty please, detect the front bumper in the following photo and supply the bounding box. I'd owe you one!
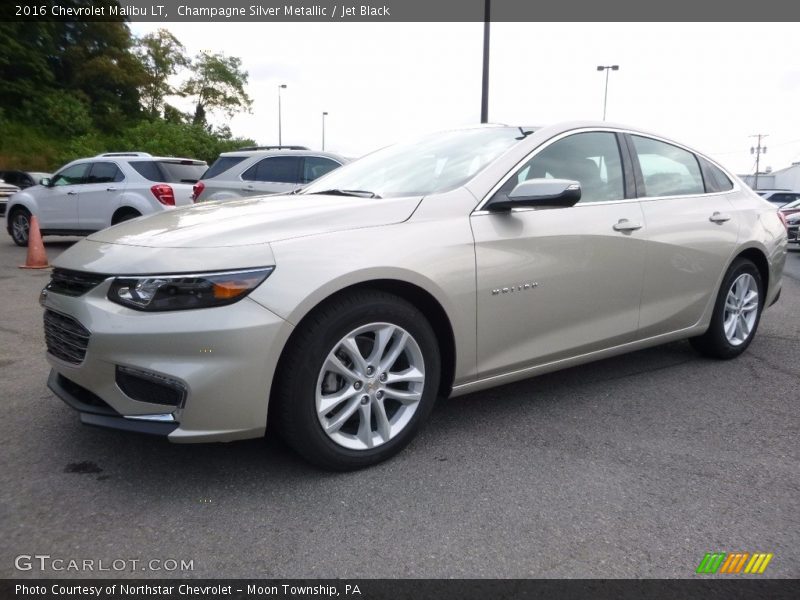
[44,279,293,442]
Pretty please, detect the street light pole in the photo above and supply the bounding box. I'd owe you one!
[322,111,328,151]
[596,65,619,121]
[278,84,287,145]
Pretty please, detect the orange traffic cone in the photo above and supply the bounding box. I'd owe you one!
[19,215,49,269]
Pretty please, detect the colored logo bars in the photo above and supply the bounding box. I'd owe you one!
[696,552,774,574]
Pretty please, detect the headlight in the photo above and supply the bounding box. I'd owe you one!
[107,267,274,311]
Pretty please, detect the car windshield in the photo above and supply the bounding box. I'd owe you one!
[781,198,800,209]
[301,127,525,198]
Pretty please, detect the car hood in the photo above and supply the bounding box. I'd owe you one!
[87,194,423,248]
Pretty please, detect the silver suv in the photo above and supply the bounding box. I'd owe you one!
[6,152,206,246]
[192,146,347,202]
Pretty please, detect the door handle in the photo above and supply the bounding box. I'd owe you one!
[106,187,117,192]
[709,211,731,223]
[67,191,78,196]
[241,184,254,191]
[613,218,642,232]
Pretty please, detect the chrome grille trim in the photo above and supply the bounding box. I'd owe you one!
[44,310,91,365]
[47,268,108,297]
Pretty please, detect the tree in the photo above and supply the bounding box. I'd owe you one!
[180,51,252,126]
[135,29,189,117]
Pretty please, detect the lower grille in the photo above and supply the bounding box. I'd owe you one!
[44,310,91,364]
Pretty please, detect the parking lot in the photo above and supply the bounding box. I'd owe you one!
[1,237,798,579]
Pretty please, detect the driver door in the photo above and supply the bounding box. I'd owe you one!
[37,163,89,230]
[471,131,647,378]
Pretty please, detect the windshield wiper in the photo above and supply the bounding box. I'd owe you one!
[306,189,381,199]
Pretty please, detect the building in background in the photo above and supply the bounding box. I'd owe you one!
[740,162,800,191]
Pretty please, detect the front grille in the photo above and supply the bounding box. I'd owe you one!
[47,268,108,297]
[44,310,91,364]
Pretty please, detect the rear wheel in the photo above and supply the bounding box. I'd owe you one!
[274,291,441,470]
[690,258,763,359]
[9,208,31,246]
[111,208,141,225]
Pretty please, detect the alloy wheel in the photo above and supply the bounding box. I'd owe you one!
[315,322,425,450]
[723,273,759,346]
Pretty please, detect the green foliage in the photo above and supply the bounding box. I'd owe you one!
[180,51,253,125]
[136,29,189,117]
[112,120,254,164]
[0,4,255,171]
[23,92,93,137]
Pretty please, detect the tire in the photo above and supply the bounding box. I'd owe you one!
[690,258,764,359]
[112,209,141,225]
[274,291,441,470]
[9,208,31,247]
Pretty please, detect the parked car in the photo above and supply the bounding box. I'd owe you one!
[786,212,800,244]
[778,198,800,219]
[42,122,786,470]
[757,189,800,207]
[0,179,21,218]
[192,146,347,202]
[0,169,52,189]
[6,152,206,246]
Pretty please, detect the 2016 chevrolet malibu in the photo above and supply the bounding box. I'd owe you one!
[42,122,787,470]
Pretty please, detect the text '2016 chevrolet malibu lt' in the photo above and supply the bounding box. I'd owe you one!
[41,122,787,470]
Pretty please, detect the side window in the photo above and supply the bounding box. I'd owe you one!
[52,164,90,187]
[492,132,625,204]
[86,162,124,184]
[698,157,733,193]
[632,136,704,197]
[241,157,300,183]
[301,157,341,184]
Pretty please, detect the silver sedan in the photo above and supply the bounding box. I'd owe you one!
[41,121,787,469]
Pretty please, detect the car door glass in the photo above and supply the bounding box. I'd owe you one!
[632,136,704,197]
[492,132,625,204]
[242,157,300,183]
[301,157,341,184]
[52,164,90,186]
[86,162,124,184]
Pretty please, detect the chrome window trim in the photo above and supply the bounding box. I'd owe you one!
[474,126,741,214]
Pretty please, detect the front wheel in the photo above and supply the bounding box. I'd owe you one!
[690,258,763,359]
[274,291,441,470]
[9,208,31,247]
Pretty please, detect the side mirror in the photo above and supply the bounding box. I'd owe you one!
[39,177,52,187]
[488,178,581,212]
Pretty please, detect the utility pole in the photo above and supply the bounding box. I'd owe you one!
[480,0,491,123]
[750,134,768,190]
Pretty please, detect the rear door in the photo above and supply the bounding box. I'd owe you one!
[628,134,739,339]
[240,156,302,196]
[78,162,126,230]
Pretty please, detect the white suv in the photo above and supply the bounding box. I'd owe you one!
[6,152,206,246]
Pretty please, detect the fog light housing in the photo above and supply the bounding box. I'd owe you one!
[115,366,187,407]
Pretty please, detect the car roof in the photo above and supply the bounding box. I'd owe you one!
[219,149,347,161]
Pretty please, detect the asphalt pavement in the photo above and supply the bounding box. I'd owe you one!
[1,238,798,579]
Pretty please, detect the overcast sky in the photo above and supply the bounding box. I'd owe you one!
[129,22,800,175]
